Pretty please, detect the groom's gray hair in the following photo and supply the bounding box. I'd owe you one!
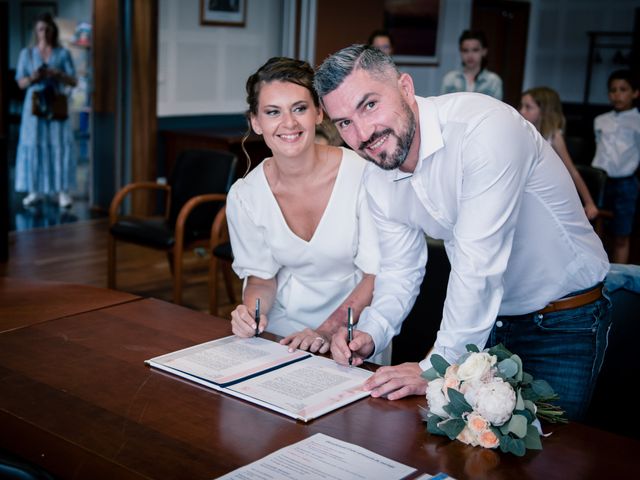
[314,44,400,99]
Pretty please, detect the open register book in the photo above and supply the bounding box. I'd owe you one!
[145,335,373,422]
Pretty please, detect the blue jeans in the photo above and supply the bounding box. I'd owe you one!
[488,290,612,421]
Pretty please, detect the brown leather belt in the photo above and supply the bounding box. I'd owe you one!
[538,284,603,314]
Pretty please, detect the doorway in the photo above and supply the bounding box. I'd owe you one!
[472,0,530,108]
[3,0,100,232]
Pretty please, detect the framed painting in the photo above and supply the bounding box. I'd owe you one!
[384,0,443,65]
[200,0,246,27]
[21,1,58,47]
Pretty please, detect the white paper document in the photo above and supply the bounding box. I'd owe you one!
[146,336,373,421]
[216,433,416,480]
[228,355,372,420]
[147,335,309,386]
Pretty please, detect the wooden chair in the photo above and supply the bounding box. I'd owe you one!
[108,149,236,305]
[208,207,236,316]
[575,164,613,238]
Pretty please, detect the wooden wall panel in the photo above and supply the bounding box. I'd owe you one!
[131,0,158,214]
[314,0,384,67]
[92,0,118,114]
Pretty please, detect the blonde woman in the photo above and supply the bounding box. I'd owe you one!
[520,86,598,220]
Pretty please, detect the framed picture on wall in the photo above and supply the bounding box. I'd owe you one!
[200,0,246,27]
[21,1,58,47]
[385,0,443,65]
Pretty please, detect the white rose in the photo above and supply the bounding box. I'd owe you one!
[473,378,516,426]
[426,378,449,418]
[457,352,497,383]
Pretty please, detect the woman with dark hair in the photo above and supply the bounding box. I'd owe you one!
[227,57,379,354]
[441,30,502,100]
[15,12,77,208]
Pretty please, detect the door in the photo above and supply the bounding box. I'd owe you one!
[472,0,530,107]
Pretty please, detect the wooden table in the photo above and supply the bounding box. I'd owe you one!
[0,287,637,479]
[0,277,139,332]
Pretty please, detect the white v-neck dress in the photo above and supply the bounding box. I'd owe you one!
[227,148,380,337]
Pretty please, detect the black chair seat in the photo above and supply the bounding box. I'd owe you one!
[110,217,214,250]
[110,217,175,249]
[212,241,233,261]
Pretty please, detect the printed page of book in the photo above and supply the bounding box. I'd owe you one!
[226,354,373,422]
[145,336,309,387]
[217,432,416,480]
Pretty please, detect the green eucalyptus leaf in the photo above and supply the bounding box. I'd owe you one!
[514,408,535,424]
[531,379,556,399]
[426,415,447,436]
[431,354,450,377]
[443,404,460,419]
[466,344,480,353]
[524,424,543,450]
[487,343,513,361]
[521,386,539,402]
[499,434,512,453]
[508,438,527,456]
[516,389,525,410]
[497,358,518,378]
[507,414,528,438]
[448,388,473,414]
[421,367,441,381]
[511,354,523,381]
[524,399,537,415]
[522,372,533,384]
[437,418,466,440]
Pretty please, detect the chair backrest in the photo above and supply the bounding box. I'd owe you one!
[575,164,608,208]
[168,149,237,239]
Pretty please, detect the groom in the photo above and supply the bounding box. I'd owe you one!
[314,44,610,420]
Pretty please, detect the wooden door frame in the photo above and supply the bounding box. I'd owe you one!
[472,0,530,107]
[93,0,157,215]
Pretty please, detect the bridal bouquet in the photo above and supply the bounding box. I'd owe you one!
[421,344,566,456]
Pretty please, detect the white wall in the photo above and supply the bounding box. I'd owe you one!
[157,0,283,116]
[156,0,636,115]
[523,0,636,104]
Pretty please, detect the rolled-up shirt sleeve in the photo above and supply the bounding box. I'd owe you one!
[227,186,280,281]
[357,189,427,356]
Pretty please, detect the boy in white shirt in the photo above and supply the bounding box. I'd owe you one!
[592,69,640,264]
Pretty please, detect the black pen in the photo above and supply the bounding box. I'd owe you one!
[347,307,354,366]
[254,298,261,337]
